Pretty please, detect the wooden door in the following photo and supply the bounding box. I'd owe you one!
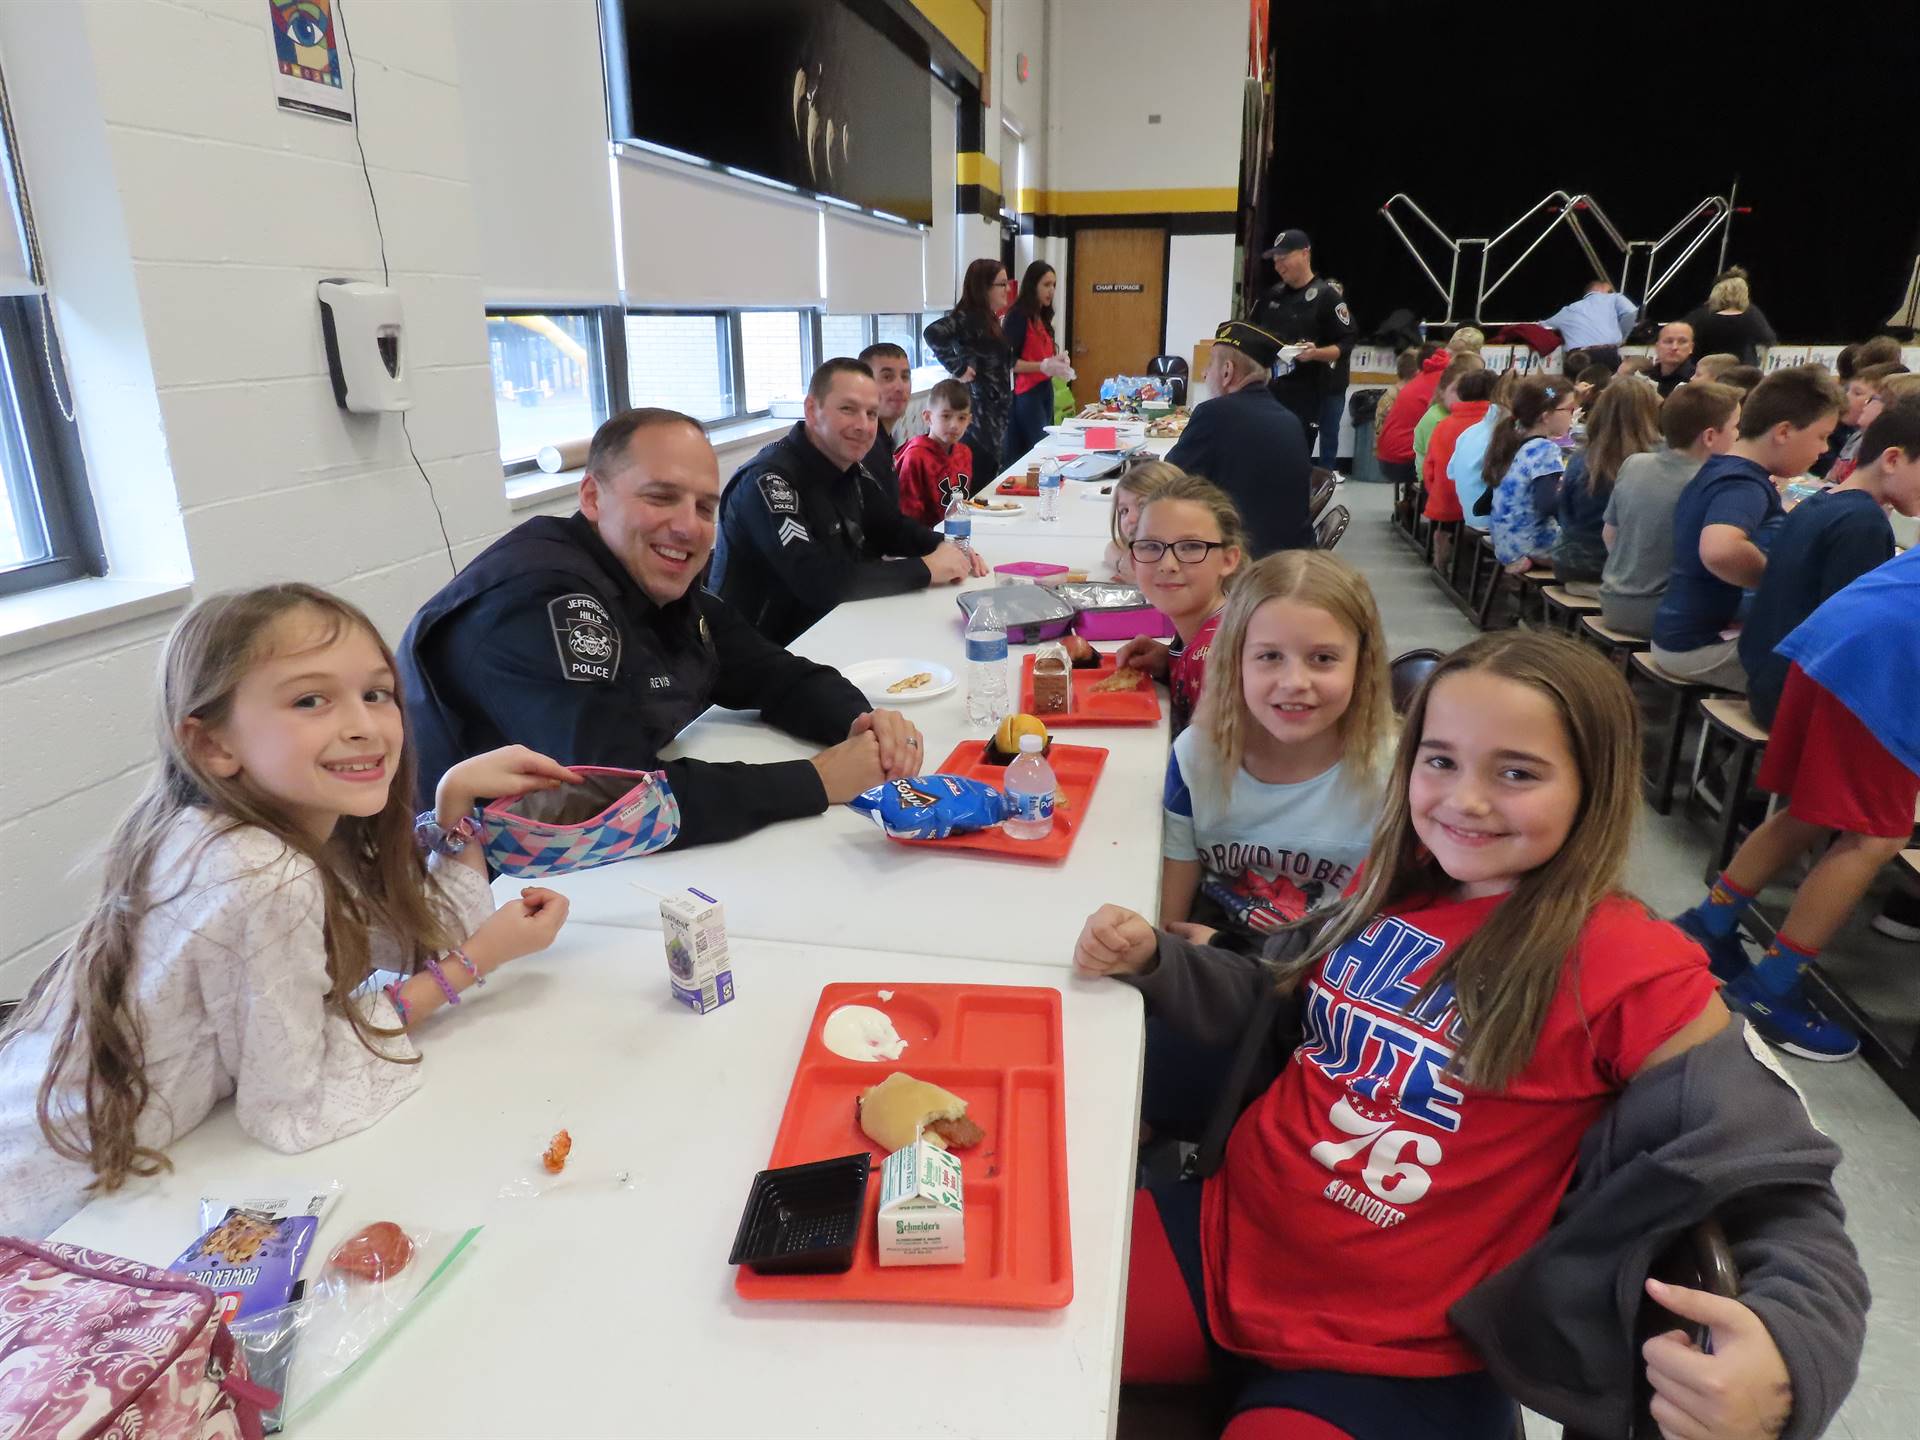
[1067,227,1167,406]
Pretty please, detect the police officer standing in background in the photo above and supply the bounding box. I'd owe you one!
[713,357,985,646]
[1247,229,1356,453]
[399,408,928,850]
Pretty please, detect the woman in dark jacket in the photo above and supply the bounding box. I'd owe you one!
[1001,260,1067,459]
[1682,267,1777,367]
[924,258,1015,489]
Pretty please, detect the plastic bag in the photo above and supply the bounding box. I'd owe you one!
[231,1222,481,1422]
[848,775,1009,839]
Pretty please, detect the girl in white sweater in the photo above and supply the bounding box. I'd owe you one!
[1,583,577,1237]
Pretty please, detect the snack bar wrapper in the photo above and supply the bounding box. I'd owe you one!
[171,1206,321,1324]
[848,775,1009,839]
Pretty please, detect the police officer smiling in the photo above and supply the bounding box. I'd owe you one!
[399,408,927,849]
[712,357,986,645]
[1247,228,1356,450]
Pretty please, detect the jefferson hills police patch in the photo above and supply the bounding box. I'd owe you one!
[549,593,621,683]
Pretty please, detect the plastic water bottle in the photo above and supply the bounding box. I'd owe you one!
[1002,734,1056,840]
[943,484,974,556]
[1037,458,1062,523]
[964,604,1009,726]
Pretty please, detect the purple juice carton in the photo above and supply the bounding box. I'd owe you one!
[660,886,735,1014]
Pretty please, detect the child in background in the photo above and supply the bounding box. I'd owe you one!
[1115,475,1247,736]
[893,378,976,527]
[1825,360,1909,484]
[1160,552,1394,938]
[1716,363,1763,398]
[1423,368,1496,525]
[1651,367,1843,691]
[1690,353,1742,385]
[1554,377,1661,588]
[1377,344,1450,490]
[1414,354,1484,489]
[1446,325,1485,355]
[1450,369,1519,531]
[0,585,575,1238]
[1078,631,1863,1439]
[1486,375,1577,571]
[1678,545,1920,1060]
[1104,458,1183,582]
[1599,382,1742,637]
[1373,347,1422,439]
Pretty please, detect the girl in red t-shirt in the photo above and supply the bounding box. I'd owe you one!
[1076,632,1799,1440]
[1113,475,1246,736]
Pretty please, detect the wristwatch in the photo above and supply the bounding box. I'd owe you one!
[414,809,481,856]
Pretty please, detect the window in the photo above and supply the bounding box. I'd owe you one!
[739,309,809,413]
[875,313,921,366]
[820,313,869,360]
[625,311,732,422]
[0,82,97,599]
[486,311,608,469]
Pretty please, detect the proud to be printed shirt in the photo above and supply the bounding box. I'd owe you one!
[1162,728,1380,935]
[1198,890,1714,1376]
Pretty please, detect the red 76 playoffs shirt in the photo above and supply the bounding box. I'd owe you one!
[1199,891,1715,1376]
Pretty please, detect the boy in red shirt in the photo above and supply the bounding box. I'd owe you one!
[893,379,975,527]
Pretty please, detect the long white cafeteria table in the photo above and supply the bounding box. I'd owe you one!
[967,426,1178,540]
[501,529,1170,966]
[53,923,1148,1439]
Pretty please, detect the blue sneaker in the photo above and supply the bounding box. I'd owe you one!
[1672,909,1752,982]
[1723,973,1860,1062]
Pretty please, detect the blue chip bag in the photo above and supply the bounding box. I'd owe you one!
[848,774,1008,839]
[171,1206,320,1324]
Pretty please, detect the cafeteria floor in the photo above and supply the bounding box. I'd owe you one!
[1165,481,1920,1439]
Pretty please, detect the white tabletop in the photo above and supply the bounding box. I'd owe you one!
[967,431,1177,541]
[52,925,1147,1439]
[500,532,1170,965]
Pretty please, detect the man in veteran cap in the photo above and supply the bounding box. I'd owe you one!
[1166,320,1315,554]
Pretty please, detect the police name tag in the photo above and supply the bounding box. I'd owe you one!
[549,593,621,684]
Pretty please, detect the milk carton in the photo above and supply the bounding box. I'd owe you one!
[659,886,735,1014]
[876,1140,965,1267]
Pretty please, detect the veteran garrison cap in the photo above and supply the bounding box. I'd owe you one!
[1212,320,1283,369]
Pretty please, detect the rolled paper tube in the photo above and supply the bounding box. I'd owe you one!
[537,437,592,473]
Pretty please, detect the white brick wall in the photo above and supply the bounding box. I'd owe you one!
[0,0,508,996]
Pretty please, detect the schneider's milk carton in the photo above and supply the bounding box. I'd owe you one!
[659,887,735,1014]
[877,1140,965,1267]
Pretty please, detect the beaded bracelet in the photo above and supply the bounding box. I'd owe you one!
[383,980,411,1026]
[447,947,484,987]
[421,955,461,1007]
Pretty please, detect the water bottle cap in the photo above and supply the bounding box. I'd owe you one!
[1018,734,1044,753]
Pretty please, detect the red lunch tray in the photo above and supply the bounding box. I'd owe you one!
[734,982,1072,1310]
[890,739,1107,863]
[1018,653,1162,727]
[996,475,1037,496]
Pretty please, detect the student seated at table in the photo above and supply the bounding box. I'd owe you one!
[0,586,578,1239]
[1160,552,1392,941]
[1114,475,1247,736]
[893,379,976,528]
[1485,374,1576,572]
[1412,354,1482,492]
[857,341,914,501]
[1825,360,1909,484]
[1554,376,1661,590]
[1650,367,1843,691]
[1075,631,1867,1440]
[1449,369,1517,532]
[401,408,930,849]
[1421,368,1497,572]
[713,357,986,645]
[1104,458,1182,583]
[1165,320,1314,555]
[1678,545,1920,1062]
[1715,363,1763,398]
[1690,352,1742,386]
[1375,343,1445,490]
[1598,381,1742,637]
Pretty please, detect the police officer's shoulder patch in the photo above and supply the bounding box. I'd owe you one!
[548,592,621,684]
[759,472,801,515]
[1335,302,1352,327]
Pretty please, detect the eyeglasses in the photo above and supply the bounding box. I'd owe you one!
[1129,538,1227,564]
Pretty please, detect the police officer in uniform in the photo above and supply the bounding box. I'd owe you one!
[399,408,927,849]
[711,357,984,645]
[1246,228,1356,451]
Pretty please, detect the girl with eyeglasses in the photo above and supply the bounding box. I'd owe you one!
[1113,475,1247,735]
[1485,374,1576,573]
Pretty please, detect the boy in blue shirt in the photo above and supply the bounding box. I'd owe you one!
[1650,367,1843,690]
[1739,398,1920,725]
[1676,546,1920,1059]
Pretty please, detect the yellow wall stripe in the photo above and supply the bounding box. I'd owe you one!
[911,0,988,72]
[1028,186,1238,217]
[956,151,1002,192]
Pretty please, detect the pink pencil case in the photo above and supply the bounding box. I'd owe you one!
[994,561,1069,581]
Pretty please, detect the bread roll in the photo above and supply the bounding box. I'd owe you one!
[858,1072,971,1152]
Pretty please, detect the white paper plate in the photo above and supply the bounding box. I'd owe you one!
[840,658,957,704]
[966,500,1025,519]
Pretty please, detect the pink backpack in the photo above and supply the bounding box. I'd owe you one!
[0,1237,273,1439]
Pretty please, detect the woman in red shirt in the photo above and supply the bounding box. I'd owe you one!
[1002,261,1066,461]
